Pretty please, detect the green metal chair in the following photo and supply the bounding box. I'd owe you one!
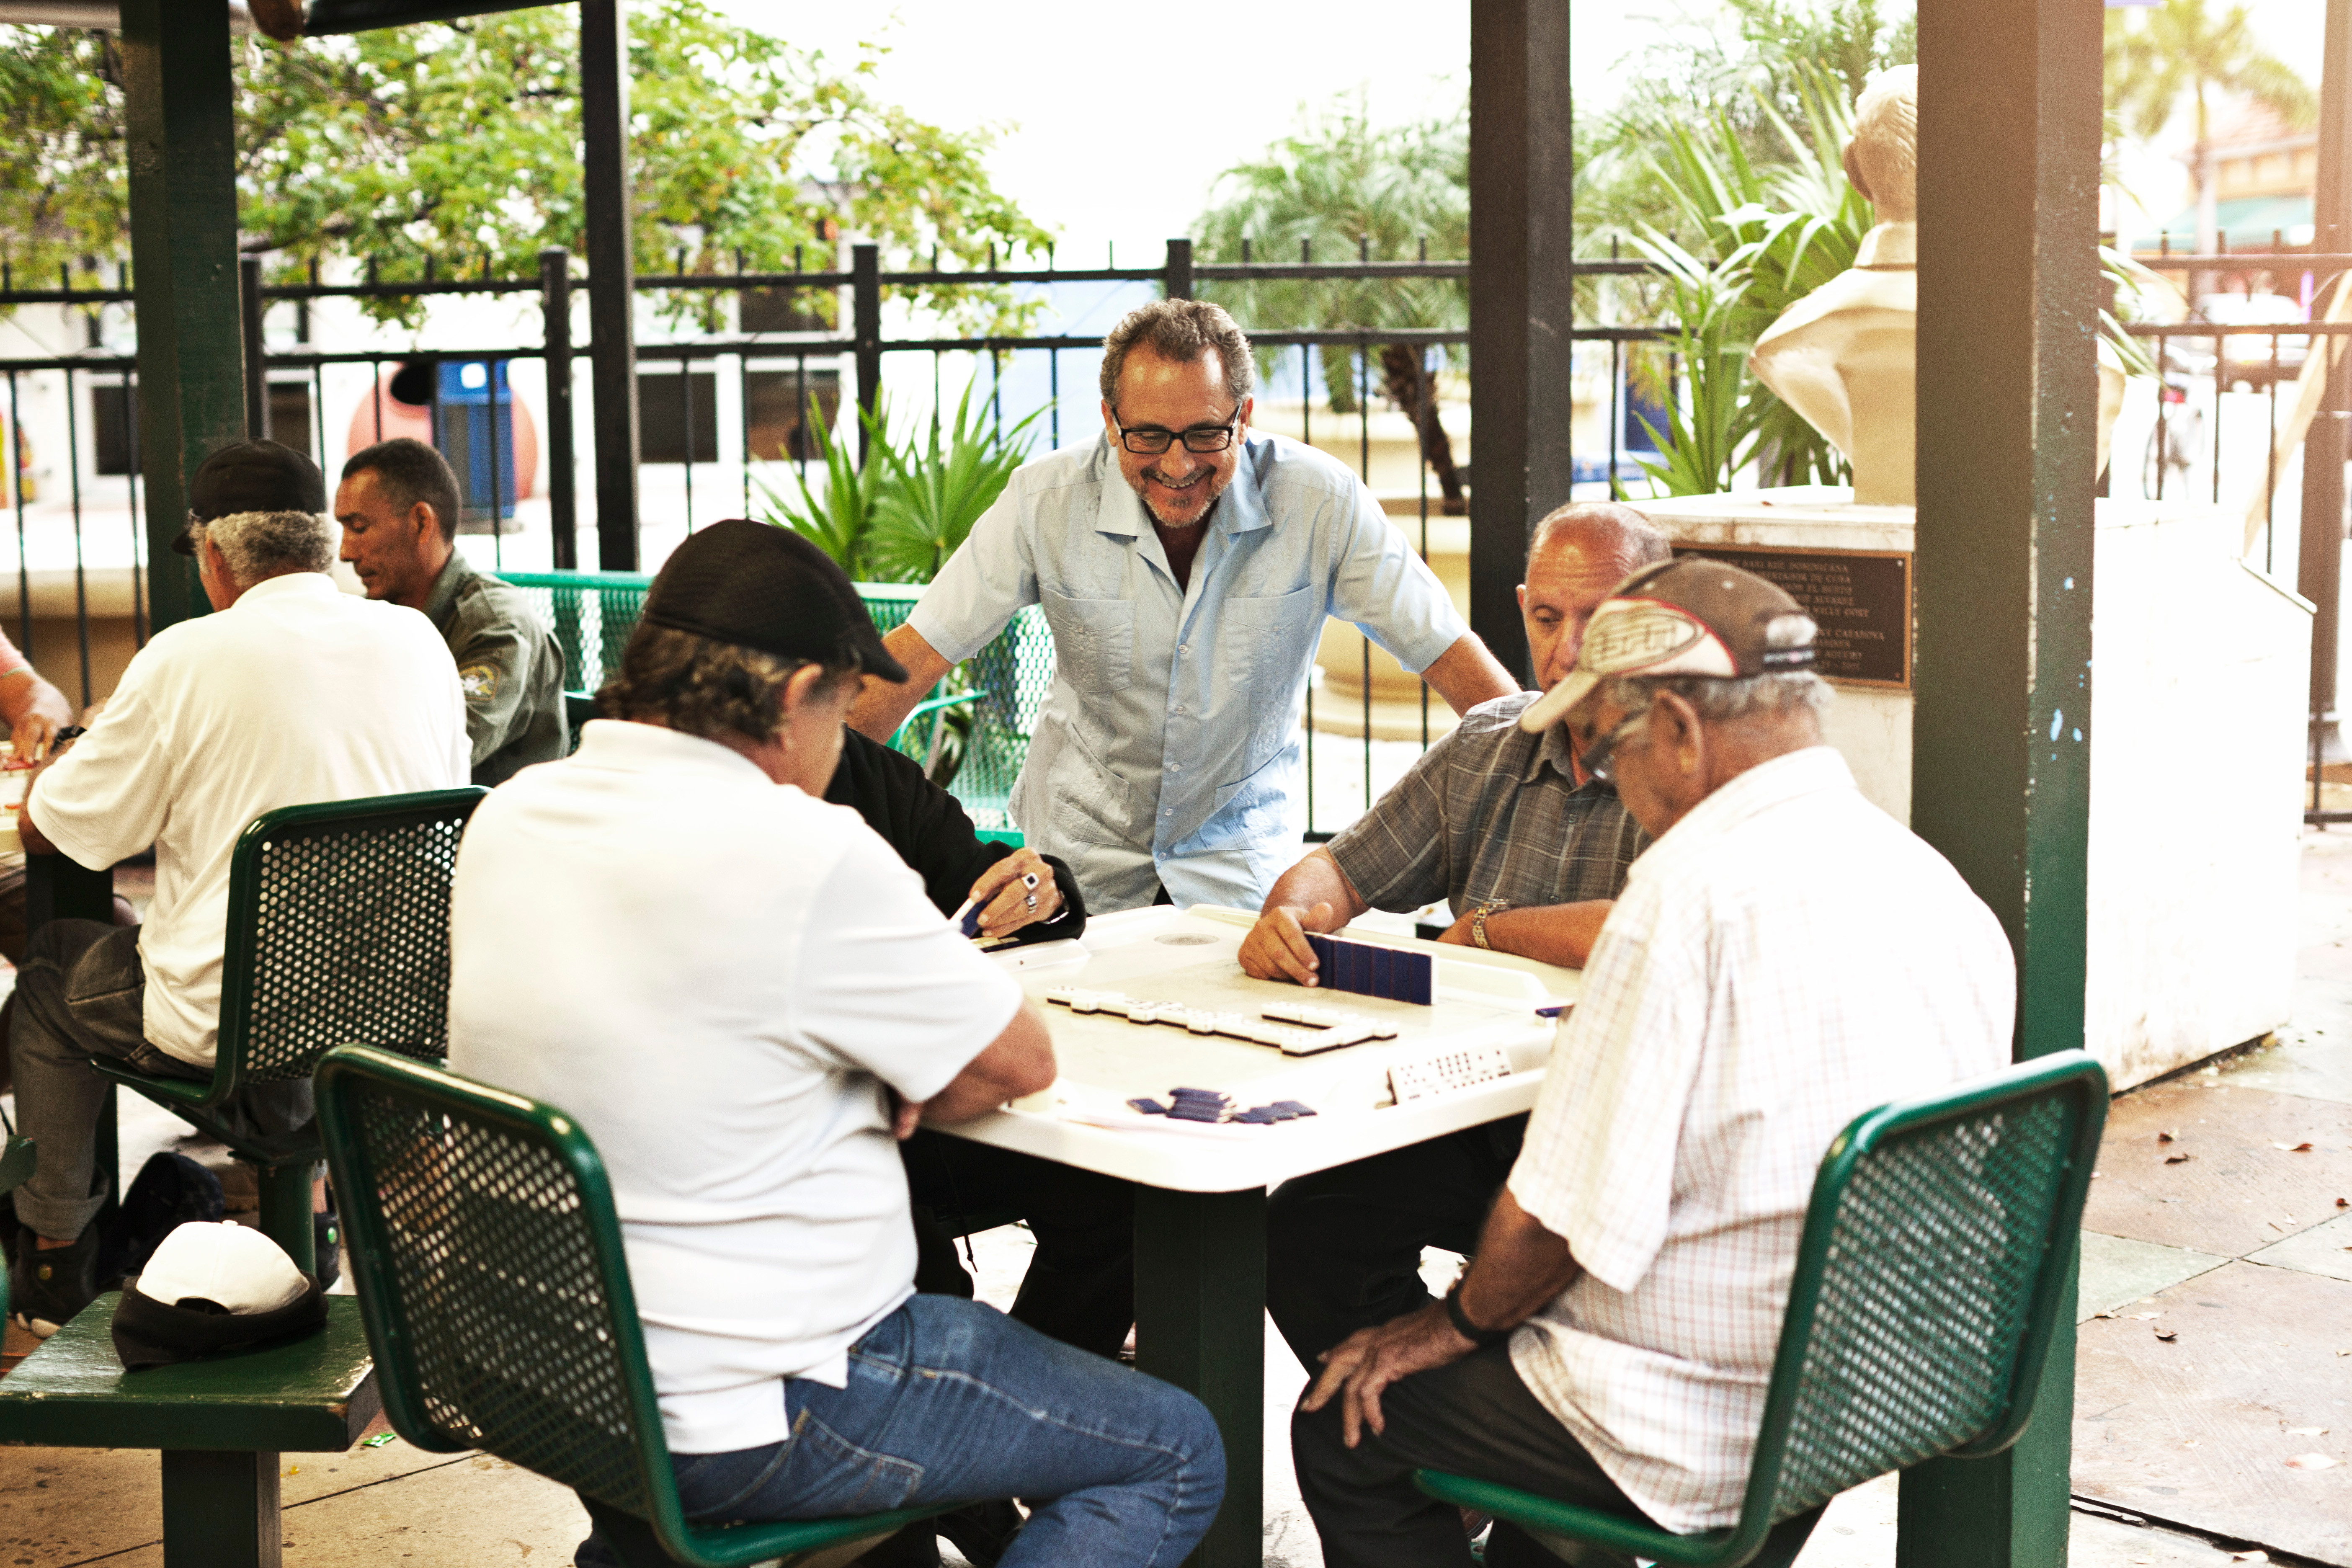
[1416,1050,2110,1568]
[315,1044,950,1568]
[0,1107,31,1325]
[89,788,488,1274]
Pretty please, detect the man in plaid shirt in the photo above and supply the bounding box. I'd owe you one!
[1290,559,2011,1568]
[1246,504,1671,1373]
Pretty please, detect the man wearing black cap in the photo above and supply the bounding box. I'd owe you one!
[446,519,1224,1568]
[335,437,568,785]
[6,439,469,1337]
[1288,559,2013,1568]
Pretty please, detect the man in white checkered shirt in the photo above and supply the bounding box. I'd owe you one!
[1293,558,2013,1568]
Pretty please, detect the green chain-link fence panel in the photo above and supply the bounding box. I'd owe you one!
[505,572,1054,833]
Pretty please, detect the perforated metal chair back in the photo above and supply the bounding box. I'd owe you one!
[222,789,489,1090]
[1416,1050,2108,1568]
[502,571,651,696]
[316,1045,939,1568]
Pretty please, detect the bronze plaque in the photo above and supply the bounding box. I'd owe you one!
[1671,545,1913,689]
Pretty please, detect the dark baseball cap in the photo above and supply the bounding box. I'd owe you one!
[1519,556,1817,733]
[639,519,909,683]
[173,440,327,554]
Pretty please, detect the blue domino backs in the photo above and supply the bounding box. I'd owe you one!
[1303,933,1432,1005]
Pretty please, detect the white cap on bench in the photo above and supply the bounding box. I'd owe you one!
[138,1221,309,1315]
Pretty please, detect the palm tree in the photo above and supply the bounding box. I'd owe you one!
[1193,94,1473,512]
[2106,0,2317,257]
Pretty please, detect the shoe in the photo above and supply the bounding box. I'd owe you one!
[934,1499,1023,1566]
[9,1228,98,1338]
[314,1210,341,1291]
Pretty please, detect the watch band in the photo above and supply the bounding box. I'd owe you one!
[1443,1278,1511,1349]
[1470,900,1511,950]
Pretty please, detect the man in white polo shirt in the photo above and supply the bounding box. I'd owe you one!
[7,439,468,1336]
[446,520,1223,1568]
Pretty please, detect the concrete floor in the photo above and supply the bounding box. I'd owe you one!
[8,839,2352,1565]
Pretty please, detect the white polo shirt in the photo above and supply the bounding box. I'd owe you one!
[32,571,468,1067]
[445,720,1025,1455]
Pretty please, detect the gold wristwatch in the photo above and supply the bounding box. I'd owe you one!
[1470,900,1512,950]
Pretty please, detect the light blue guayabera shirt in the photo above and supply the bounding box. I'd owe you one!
[909,431,1471,913]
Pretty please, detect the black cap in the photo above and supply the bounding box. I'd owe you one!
[640,519,909,683]
[174,440,327,555]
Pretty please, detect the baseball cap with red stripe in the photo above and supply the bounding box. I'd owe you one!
[1517,556,1817,734]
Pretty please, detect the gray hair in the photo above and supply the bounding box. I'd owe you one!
[1527,503,1672,576]
[197,509,335,588]
[598,624,854,746]
[1100,299,1256,408]
[1600,613,1833,727]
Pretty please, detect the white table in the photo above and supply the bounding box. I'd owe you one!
[938,905,1580,1568]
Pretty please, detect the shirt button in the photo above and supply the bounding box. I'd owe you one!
[1177,644,1189,655]
[1168,763,1181,772]
[1173,704,1186,714]
[1163,808,1174,816]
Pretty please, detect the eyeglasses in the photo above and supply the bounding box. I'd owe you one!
[1112,410,1240,456]
[1576,710,1649,783]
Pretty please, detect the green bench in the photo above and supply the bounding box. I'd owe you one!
[1415,1050,2109,1568]
[317,1043,955,1568]
[0,789,488,1568]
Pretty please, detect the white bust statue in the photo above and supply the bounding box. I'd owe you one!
[1749,64,2123,503]
[1749,66,1921,506]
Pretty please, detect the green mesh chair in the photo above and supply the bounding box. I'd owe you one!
[1416,1050,2109,1568]
[315,1044,949,1568]
[503,570,653,698]
[89,788,488,1274]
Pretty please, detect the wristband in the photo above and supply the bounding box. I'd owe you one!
[1443,1278,1511,1349]
[1470,900,1512,951]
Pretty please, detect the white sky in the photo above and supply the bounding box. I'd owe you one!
[706,0,2333,258]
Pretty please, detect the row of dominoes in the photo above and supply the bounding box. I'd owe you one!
[1041,988,1399,1057]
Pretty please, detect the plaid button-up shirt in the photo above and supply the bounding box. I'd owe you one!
[1505,746,2014,1532]
[1325,691,1646,918]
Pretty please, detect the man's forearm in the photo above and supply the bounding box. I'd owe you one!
[1261,846,1368,926]
[1479,900,1614,969]
[1419,633,1520,717]
[1456,1187,1582,1332]
[848,624,953,742]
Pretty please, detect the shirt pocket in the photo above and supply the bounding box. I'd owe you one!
[1039,589,1135,695]
[1218,584,1319,772]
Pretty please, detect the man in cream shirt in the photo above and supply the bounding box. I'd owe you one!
[6,440,466,1336]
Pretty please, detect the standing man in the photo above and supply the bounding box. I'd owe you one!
[848,299,1517,913]
[1288,560,2014,1568]
[7,440,468,1336]
[336,437,567,784]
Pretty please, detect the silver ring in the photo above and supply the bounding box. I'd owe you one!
[1025,893,1039,911]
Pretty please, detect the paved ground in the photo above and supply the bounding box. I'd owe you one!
[7,839,2352,1565]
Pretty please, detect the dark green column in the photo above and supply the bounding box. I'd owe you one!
[1132,1186,1265,1568]
[1901,2,2101,1564]
[160,1449,282,1568]
[120,0,245,632]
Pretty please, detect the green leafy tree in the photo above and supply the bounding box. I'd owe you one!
[2105,0,2317,255]
[0,4,1052,333]
[1193,93,1473,511]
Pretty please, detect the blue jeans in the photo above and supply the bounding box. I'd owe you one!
[580,1293,1224,1568]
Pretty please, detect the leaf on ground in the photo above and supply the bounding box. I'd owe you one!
[2164,1153,2194,1164]
[2233,1550,2269,1562]
[2128,1310,2164,1320]
[2286,1452,2339,1471]
[2273,1141,2316,1152]
[2093,1310,2118,1319]
[2155,1328,2179,1341]
[2337,1196,2349,1207]
[2158,1129,2177,1142]
[2285,1426,2329,1436]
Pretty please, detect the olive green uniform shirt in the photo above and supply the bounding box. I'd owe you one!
[423,552,568,786]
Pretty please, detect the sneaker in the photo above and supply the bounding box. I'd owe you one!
[9,1229,98,1338]
[314,1211,341,1291]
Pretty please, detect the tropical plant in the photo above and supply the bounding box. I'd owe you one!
[1193,93,1473,511]
[2105,0,2317,255]
[757,401,884,574]
[0,3,1053,333]
[1625,237,1763,498]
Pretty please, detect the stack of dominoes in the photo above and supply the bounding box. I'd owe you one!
[1125,1088,1320,1125]
[1303,934,1434,1005]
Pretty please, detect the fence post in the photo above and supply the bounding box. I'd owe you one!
[2309,0,2352,764]
[121,0,242,633]
[239,254,267,441]
[1164,237,1194,300]
[541,246,578,571]
[581,0,640,570]
[853,242,881,467]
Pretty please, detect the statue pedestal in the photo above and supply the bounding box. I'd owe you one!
[1632,486,2313,1090]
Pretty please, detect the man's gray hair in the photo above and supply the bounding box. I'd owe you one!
[1600,613,1833,726]
[198,509,335,588]
[1099,299,1256,408]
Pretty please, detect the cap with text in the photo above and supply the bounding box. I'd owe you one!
[174,439,328,555]
[1517,555,1817,734]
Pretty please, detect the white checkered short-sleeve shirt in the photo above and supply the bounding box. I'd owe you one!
[1506,746,2014,1533]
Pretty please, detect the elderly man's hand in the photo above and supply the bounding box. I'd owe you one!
[1239,902,1337,986]
[968,848,1063,938]
[10,710,57,766]
[1300,1301,1478,1448]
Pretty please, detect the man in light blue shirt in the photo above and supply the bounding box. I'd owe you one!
[850,300,1517,912]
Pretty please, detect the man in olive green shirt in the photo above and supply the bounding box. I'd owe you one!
[335,438,567,785]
